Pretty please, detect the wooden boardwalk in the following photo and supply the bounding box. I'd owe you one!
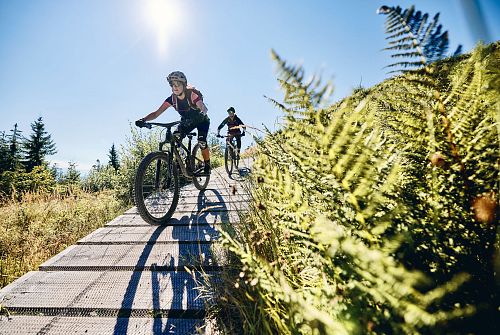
[0,161,252,334]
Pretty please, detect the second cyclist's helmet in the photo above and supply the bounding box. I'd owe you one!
[227,107,235,114]
[167,71,187,86]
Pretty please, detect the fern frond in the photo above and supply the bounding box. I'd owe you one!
[378,5,453,73]
[264,95,289,115]
[385,61,426,70]
[271,49,334,110]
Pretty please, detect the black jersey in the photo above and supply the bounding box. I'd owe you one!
[165,89,206,122]
[217,115,245,134]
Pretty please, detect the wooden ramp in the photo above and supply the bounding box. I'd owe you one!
[0,162,252,334]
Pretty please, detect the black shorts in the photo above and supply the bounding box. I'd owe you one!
[176,117,210,142]
[227,132,242,149]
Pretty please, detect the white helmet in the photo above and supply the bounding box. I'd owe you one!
[167,71,187,85]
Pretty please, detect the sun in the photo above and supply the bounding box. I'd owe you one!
[143,0,184,56]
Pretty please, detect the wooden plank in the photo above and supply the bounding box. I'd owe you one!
[0,270,214,311]
[0,316,206,335]
[40,242,226,270]
[107,211,241,227]
[78,224,221,244]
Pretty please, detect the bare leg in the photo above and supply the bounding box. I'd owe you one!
[202,148,210,161]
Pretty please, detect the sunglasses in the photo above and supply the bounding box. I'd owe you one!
[170,81,183,88]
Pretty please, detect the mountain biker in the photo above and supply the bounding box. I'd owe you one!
[217,107,246,159]
[136,71,211,174]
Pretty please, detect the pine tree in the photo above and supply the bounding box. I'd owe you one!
[0,131,9,173]
[62,161,81,185]
[49,163,63,182]
[22,117,57,172]
[6,123,23,171]
[92,159,102,171]
[108,144,120,171]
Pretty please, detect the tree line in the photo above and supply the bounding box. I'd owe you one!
[0,117,120,198]
[0,118,55,173]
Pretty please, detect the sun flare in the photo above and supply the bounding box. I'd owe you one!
[144,0,183,55]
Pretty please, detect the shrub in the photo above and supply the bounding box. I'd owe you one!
[0,165,56,200]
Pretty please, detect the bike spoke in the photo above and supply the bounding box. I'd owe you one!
[134,152,179,223]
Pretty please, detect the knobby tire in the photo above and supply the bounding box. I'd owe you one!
[134,151,179,224]
[191,143,210,190]
[224,146,234,176]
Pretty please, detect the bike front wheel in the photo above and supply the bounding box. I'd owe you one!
[234,148,240,171]
[134,151,179,224]
[224,146,234,176]
[191,143,210,190]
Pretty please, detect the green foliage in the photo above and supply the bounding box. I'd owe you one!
[377,5,462,73]
[216,43,499,334]
[109,123,161,205]
[208,134,224,169]
[374,43,499,277]
[0,165,57,200]
[22,117,57,172]
[0,132,9,172]
[82,164,120,193]
[83,125,170,202]
[0,118,57,196]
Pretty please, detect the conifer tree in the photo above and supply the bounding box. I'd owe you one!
[62,161,81,185]
[0,131,9,172]
[91,159,102,172]
[108,144,120,171]
[6,123,23,171]
[49,163,63,182]
[22,117,56,172]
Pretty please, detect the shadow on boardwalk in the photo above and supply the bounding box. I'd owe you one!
[113,188,229,334]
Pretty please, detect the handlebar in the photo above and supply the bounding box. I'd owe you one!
[135,120,181,129]
[217,133,245,138]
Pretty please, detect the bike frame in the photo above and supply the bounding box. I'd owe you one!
[223,133,243,155]
[226,136,237,152]
[157,128,198,178]
[140,120,208,180]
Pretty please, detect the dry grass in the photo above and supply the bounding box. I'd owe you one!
[0,190,125,288]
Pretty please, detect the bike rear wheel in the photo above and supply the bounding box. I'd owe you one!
[191,143,210,190]
[134,151,179,224]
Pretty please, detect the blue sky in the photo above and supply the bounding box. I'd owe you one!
[1,0,499,173]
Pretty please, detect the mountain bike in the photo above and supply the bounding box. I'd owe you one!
[134,120,210,224]
[217,133,244,176]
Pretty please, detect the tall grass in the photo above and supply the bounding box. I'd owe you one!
[0,189,125,288]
